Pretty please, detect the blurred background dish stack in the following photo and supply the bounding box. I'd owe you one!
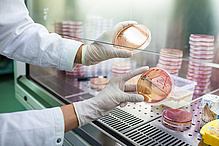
[84,16,114,43]
[55,21,84,76]
[187,34,214,95]
[65,64,84,77]
[156,49,183,76]
[112,60,131,77]
[90,77,109,91]
[54,21,83,42]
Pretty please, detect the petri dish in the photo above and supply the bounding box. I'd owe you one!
[112,61,131,77]
[190,45,214,51]
[162,108,192,123]
[157,63,181,70]
[160,49,183,57]
[114,24,151,51]
[158,60,182,66]
[137,68,173,104]
[112,62,131,71]
[90,78,109,91]
[189,40,214,46]
[190,34,214,42]
[162,108,192,131]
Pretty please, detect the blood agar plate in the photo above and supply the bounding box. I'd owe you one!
[137,68,173,104]
[162,108,192,123]
[162,108,192,131]
[115,24,151,51]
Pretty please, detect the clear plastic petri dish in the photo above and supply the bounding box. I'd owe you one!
[189,62,212,69]
[112,62,131,70]
[160,49,183,57]
[187,76,211,83]
[189,40,214,46]
[187,69,212,75]
[189,53,214,59]
[114,24,151,51]
[90,78,109,90]
[190,45,214,51]
[158,60,182,66]
[189,56,213,62]
[190,34,214,42]
[159,55,182,61]
[157,63,181,70]
[190,49,214,55]
[188,67,212,73]
[161,108,192,131]
[137,68,173,104]
[162,108,193,123]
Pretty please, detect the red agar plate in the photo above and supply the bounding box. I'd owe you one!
[162,108,192,123]
[137,68,173,104]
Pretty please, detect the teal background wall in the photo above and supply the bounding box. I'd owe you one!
[0,74,25,113]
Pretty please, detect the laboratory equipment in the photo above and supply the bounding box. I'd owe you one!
[55,21,83,42]
[161,108,193,131]
[90,77,109,90]
[114,24,151,51]
[187,34,214,95]
[65,64,84,77]
[13,0,219,145]
[157,49,183,76]
[137,68,173,104]
[200,119,219,146]
[112,61,130,77]
[163,75,197,108]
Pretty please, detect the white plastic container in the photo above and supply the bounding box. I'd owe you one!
[162,75,197,108]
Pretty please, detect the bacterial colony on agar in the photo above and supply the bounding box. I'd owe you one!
[137,68,173,104]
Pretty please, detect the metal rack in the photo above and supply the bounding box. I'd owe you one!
[31,67,207,146]
[99,99,204,146]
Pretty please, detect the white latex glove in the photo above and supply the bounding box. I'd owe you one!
[73,66,149,127]
[82,21,138,66]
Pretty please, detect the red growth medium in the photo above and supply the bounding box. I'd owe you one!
[162,108,192,123]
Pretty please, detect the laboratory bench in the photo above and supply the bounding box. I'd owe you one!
[14,0,219,145]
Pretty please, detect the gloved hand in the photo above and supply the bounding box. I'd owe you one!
[81,21,138,66]
[73,66,149,127]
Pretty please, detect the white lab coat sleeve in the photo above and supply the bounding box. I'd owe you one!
[0,0,83,71]
[0,107,64,146]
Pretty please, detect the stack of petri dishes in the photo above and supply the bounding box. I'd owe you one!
[65,64,84,77]
[112,61,131,77]
[161,108,193,131]
[90,78,109,91]
[55,21,83,42]
[187,34,214,95]
[157,49,183,76]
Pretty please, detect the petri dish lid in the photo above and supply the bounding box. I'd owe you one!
[137,68,173,104]
[115,24,151,51]
[162,108,192,123]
